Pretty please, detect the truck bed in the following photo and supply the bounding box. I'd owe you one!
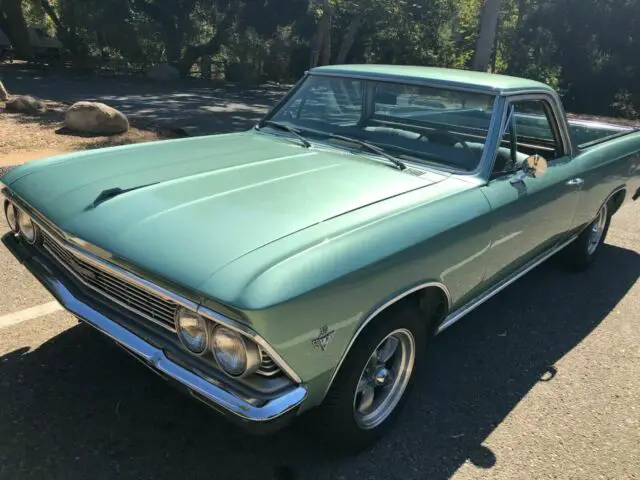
[567,117,639,150]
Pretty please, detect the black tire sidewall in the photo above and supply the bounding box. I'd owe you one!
[311,302,428,452]
[567,204,612,270]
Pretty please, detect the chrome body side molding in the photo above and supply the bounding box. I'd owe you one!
[323,232,583,402]
[435,234,579,334]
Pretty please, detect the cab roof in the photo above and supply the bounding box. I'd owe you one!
[309,64,554,95]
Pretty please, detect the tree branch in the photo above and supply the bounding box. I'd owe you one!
[39,0,64,32]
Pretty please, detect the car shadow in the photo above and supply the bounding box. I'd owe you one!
[0,244,637,480]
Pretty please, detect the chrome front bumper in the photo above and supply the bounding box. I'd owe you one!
[3,233,307,433]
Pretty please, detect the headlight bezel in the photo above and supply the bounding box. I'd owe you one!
[174,308,211,356]
[211,325,262,378]
[17,209,40,244]
[3,200,19,233]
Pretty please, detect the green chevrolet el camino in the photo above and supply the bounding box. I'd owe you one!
[2,65,640,451]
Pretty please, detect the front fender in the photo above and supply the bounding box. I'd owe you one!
[201,184,493,409]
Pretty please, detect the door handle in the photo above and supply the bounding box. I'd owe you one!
[566,178,584,187]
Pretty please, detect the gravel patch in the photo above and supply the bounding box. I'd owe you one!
[0,165,16,177]
[0,99,163,160]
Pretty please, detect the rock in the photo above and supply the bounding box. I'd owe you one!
[146,64,180,81]
[64,101,129,135]
[0,80,8,101]
[5,95,46,114]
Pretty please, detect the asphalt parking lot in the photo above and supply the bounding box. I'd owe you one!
[0,199,638,479]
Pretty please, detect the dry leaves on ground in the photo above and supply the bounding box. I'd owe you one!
[0,99,162,166]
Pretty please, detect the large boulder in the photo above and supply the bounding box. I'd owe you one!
[0,80,8,101]
[146,64,180,81]
[64,101,129,135]
[5,95,46,114]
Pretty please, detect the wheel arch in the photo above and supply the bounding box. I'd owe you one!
[608,187,626,215]
[319,281,451,402]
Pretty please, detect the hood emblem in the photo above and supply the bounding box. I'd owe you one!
[312,325,335,351]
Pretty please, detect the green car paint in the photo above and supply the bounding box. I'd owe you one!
[2,65,640,422]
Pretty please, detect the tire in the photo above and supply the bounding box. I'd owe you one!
[310,302,428,453]
[563,201,612,271]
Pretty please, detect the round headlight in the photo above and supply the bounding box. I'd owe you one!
[212,327,260,378]
[175,309,209,355]
[17,210,39,244]
[4,201,18,233]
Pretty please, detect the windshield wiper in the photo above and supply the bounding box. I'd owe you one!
[257,121,311,148]
[326,134,406,171]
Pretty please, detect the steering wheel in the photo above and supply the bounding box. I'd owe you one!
[420,130,475,158]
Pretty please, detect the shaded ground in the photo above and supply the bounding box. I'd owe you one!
[0,65,638,479]
[0,202,638,479]
[0,64,289,136]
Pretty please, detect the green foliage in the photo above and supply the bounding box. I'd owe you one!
[7,0,640,117]
[21,0,53,31]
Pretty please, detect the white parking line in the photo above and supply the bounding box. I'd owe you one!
[0,301,63,329]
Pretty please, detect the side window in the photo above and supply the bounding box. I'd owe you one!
[492,99,565,177]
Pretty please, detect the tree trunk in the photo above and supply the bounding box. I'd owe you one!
[310,0,331,68]
[335,14,363,64]
[39,0,64,31]
[177,41,224,77]
[319,0,331,65]
[0,0,34,59]
[490,14,502,72]
[163,27,184,67]
[39,0,89,60]
[177,21,232,77]
[506,0,527,73]
[472,0,503,72]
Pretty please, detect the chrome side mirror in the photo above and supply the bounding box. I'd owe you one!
[523,154,548,178]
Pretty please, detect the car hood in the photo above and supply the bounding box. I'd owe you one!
[4,131,447,292]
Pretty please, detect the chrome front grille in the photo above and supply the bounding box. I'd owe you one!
[40,231,282,377]
[42,231,179,331]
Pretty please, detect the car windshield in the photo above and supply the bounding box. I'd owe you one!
[266,74,497,172]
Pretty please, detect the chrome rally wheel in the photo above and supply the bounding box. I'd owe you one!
[311,302,427,452]
[587,203,608,255]
[563,199,612,270]
[353,329,415,429]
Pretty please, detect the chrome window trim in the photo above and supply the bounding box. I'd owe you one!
[479,91,575,181]
[321,281,452,401]
[4,190,302,385]
[308,70,506,95]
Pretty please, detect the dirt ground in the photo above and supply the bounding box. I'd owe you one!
[0,99,162,166]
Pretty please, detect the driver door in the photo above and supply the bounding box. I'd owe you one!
[480,96,583,283]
